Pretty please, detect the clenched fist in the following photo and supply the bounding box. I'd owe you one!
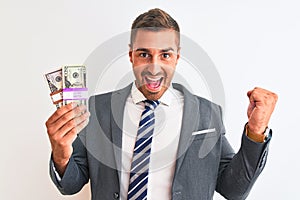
[247,87,278,136]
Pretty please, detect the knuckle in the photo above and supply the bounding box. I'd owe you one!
[58,140,67,147]
[61,115,69,122]
[268,92,278,103]
[75,106,82,113]
[72,119,78,126]
[47,127,54,135]
[66,103,72,109]
[80,114,86,121]
[70,128,77,135]
[58,137,72,148]
[273,93,278,101]
[68,102,76,108]
[66,123,73,130]
[68,120,76,129]
[56,108,63,116]
[51,134,59,142]
[252,89,258,95]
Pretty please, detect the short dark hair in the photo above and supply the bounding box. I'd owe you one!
[130,8,180,47]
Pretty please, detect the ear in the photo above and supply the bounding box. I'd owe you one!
[175,47,181,65]
[128,44,133,63]
[129,51,133,63]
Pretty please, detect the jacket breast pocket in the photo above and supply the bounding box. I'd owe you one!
[191,129,221,159]
[192,128,218,140]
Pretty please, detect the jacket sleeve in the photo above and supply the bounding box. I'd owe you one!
[215,123,271,200]
[49,135,89,195]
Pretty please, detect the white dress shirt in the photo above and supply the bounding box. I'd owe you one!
[120,83,184,200]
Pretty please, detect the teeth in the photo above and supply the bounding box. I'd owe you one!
[144,76,162,89]
[146,76,161,82]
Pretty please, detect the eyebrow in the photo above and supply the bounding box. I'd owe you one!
[135,47,175,52]
[161,47,175,52]
[135,48,150,52]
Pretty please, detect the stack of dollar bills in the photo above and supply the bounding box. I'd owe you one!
[44,65,87,108]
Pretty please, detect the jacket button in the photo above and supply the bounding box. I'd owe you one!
[113,192,119,199]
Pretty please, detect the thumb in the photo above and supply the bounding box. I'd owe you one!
[247,90,252,98]
[247,100,256,118]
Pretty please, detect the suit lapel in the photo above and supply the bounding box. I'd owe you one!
[172,83,200,176]
[110,83,132,180]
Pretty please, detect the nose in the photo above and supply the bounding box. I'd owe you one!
[147,64,162,75]
[148,56,162,75]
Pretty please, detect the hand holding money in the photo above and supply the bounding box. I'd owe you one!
[44,65,89,176]
[45,103,90,175]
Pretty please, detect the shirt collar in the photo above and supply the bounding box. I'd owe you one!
[131,82,174,106]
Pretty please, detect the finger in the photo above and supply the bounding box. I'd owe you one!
[248,87,266,102]
[249,88,273,106]
[247,101,256,118]
[56,111,90,137]
[47,104,87,135]
[46,103,77,125]
[53,105,87,132]
[62,117,90,144]
[247,90,253,98]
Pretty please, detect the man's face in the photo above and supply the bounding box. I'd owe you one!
[129,29,180,100]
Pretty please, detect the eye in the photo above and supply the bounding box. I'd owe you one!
[139,52,149,58]
[162,53,170,59]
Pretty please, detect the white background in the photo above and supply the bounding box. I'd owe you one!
[1,0,299,199]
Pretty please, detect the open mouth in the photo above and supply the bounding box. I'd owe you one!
[144,76,163,91]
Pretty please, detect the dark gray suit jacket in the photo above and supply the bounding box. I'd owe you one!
[50,83,271,200]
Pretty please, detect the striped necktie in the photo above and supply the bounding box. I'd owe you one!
[127,100,160,200]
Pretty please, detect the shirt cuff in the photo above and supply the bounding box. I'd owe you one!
[245,123,271,143]
[51,160,62,182]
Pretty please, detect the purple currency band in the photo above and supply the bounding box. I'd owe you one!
[63,88,88,92]
[63,88,88,100]
[63,97,88,100]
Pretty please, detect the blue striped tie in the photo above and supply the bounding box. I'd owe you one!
[127,100,160,200]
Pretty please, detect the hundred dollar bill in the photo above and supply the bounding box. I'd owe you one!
[62,65,87,106]
[44,69,63,108]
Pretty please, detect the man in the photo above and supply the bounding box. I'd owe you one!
[46,8,278,200]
